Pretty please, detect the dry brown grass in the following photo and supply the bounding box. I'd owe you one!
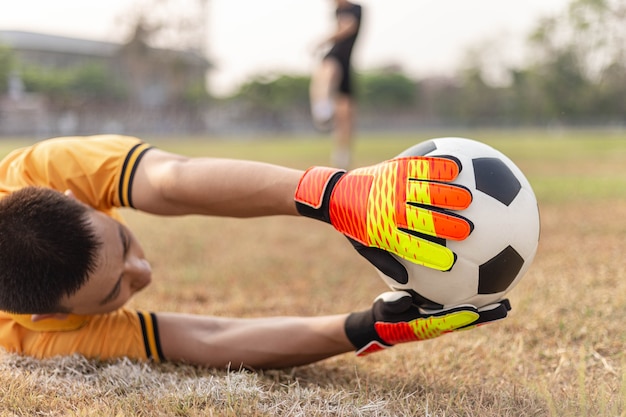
[1,131,626,416]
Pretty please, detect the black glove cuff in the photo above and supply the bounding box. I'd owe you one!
[344,309,383,351]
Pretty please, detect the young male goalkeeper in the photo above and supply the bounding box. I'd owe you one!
[0,135,510,369]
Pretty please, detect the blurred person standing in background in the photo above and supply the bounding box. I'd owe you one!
[310,0,362,170]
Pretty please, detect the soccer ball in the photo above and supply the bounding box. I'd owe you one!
[376,137,540,309]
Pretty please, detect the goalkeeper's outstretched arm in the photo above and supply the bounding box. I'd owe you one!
[131,148,302,217]
[155,292,509,369]
[156,312,354,369]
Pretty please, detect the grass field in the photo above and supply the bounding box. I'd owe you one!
[1,129,626,416]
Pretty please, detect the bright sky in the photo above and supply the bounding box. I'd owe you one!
[0,0,570,96]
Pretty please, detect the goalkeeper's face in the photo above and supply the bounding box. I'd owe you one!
[61,209,152,315]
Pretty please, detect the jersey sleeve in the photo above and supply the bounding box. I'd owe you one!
[0,135,153,211]
[0,309,165,362]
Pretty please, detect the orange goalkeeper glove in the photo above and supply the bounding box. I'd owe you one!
[345,291,511,356]
[294,156,473,272]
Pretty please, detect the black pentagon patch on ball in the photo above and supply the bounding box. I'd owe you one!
[478,245,524,294]
[472,157,521,206]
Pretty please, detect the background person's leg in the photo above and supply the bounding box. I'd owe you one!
[332,94,354,169]
[309,58,342,132]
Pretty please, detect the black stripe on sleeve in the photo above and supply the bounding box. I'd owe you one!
[150,313,166,362]
[118,143,153,208]
[136,311,153,360]
[125,145,152,208]
[119,143,143,208]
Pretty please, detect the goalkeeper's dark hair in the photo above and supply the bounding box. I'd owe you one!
[0,187,101,314]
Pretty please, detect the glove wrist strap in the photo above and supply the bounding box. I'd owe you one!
[294,166,345,223]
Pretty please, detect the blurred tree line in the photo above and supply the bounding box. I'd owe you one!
[227,0,625,128]
[0,0,623,132]
[0,44,126,106]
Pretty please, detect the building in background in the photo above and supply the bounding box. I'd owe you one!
[0,30,210,136]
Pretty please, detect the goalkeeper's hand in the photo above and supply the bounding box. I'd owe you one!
[344,291,511,356]
[294,157,473,272]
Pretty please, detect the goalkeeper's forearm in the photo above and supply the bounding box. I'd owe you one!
[131,148,303,217]
[156,312,354,369]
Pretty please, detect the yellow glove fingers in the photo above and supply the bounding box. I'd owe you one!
[409,310,479,338]
[366,227,456,270]
[404,205,472,241]
[406,180,472,210]
[374,310,479,344]
[405,157,460,182]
